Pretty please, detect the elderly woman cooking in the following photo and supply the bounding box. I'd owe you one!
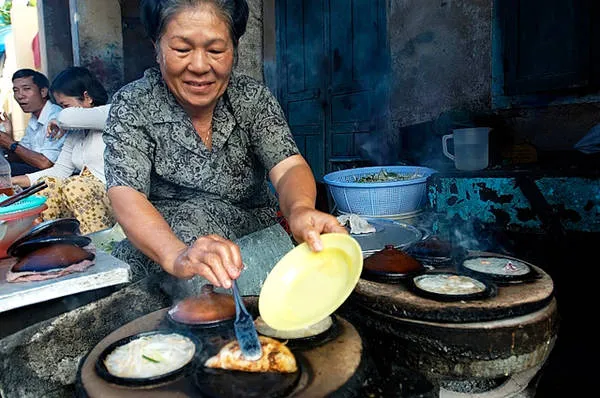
[104,0,346,287]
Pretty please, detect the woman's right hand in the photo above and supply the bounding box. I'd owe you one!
[171,234,243,288]
[0,112,12,134]
[46,120,66,140]
[11,175,30,188]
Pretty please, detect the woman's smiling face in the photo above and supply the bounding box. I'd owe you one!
[157,4,235,116]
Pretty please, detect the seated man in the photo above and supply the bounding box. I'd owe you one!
[0,68,65,175]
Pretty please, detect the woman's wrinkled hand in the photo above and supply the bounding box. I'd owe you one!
[171,234,243,288]
[46,119,66,140]
[286,206,348,252]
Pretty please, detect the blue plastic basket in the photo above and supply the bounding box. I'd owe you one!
[323,166,438,216]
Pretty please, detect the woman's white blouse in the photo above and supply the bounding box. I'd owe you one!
[26,105,111,185]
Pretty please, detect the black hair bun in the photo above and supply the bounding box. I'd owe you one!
[140,0,165,42]
[232,0,250,41]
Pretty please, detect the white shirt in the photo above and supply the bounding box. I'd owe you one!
[19,100,64,162]
[26,105,110,184]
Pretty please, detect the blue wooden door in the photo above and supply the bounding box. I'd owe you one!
[276,0,389,180]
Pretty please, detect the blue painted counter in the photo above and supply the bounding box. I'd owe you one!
[428,170,600,233]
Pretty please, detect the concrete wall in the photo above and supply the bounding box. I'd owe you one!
[1,3,39,141]
[389,0,491,127]
[74,0,124,96]
[388,0,600,152]
[38,0,72,82]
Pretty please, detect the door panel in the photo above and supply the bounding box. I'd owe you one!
[281,0,327,179]
[277,0,388,180]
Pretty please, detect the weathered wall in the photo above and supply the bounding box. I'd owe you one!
[75,0,124,96]
[38,0,72,82]
[388,0,600,152]
[389,0,491,128]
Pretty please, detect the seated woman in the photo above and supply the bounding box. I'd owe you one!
[103,0,347,287]
[12,66,114,234]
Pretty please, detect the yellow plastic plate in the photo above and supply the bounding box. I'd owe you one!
[258,233,363,331]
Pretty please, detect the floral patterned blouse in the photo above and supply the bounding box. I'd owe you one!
[103,68,299,274]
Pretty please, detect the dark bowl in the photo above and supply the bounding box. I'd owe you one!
[195,352,307,398]
[406,237,467,267]
[95,330,202,387]
[8,235,91,258]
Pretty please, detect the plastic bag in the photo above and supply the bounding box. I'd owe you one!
[574,124,600,154]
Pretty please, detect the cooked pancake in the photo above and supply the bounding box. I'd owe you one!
[204,336,297,373]
[104,333,196,379]
[254,316,332,339]
[414,274,486,295]
[463,257,530,276]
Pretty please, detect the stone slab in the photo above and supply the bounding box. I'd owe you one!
[0,276,170,398]
[0,250,131,313]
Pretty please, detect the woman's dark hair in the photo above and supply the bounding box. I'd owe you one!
[141,0,249,49]
[50,67,108,106]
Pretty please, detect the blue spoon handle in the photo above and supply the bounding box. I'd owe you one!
[232,280,262,360]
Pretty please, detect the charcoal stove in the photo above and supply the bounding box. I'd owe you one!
[76,297,369,397]
[345,250,558,396]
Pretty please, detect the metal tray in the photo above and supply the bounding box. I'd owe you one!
[350,218,423,257]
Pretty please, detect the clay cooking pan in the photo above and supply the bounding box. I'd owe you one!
[361,245,425,283]
[94,330,202,388]
[167,284,236,330]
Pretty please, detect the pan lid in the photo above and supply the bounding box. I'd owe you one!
[168,284,236,325]
[361,245,425,283]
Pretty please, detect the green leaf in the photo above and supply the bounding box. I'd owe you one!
[142,354,160,363]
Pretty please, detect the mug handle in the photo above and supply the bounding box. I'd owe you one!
[442,134,455,161]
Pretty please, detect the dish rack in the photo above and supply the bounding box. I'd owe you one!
[322,166,438,217]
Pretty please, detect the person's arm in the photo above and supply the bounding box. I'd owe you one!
[47,106,111,140]
[270,155,347,251]
[19,135,77,186]
[57,105,111,130]
[103,92,241,287]
[5,142,54,169]
[107,186,188,270]
[248,84,346,251]
[108,186,242,287]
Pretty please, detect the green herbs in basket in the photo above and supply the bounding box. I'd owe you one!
[354,169,422,183]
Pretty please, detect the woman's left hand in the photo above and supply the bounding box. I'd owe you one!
[46,120,66,140]
[286,206,348,252]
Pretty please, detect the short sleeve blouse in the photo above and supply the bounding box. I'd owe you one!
[103,68,299,214]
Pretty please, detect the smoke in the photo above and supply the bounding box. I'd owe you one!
[357,129,402,166]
